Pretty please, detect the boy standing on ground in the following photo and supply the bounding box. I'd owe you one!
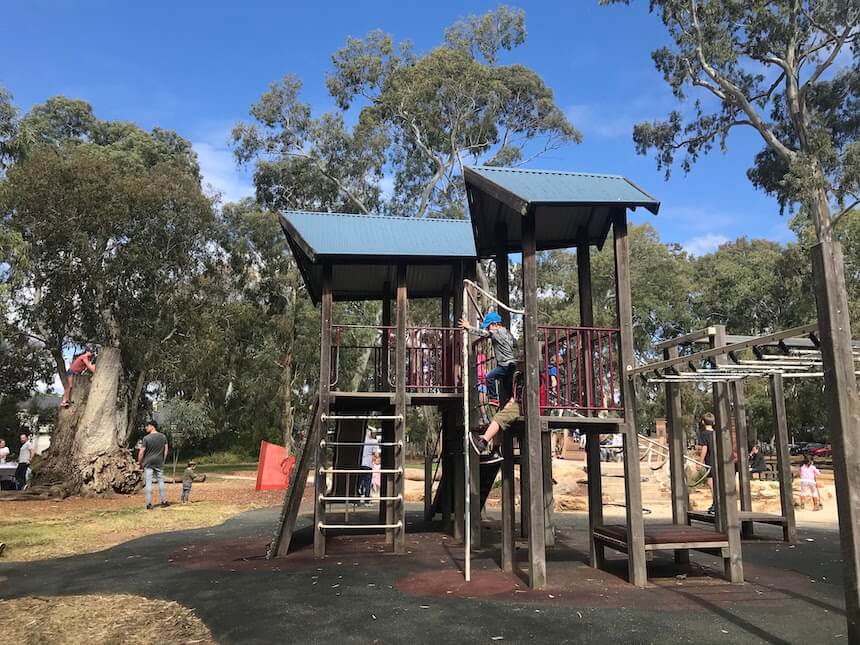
[459,311,517,405]
[697,412,717,514]
[138,420,169,509]
[15,434,33,490]
[181,461,198,503]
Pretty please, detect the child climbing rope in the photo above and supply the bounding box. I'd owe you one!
[60,347,97,408]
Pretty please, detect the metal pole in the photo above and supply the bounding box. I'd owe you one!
[462,282,471,582]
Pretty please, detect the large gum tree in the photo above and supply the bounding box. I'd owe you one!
[1,96,214,495]
[603,0,860,635]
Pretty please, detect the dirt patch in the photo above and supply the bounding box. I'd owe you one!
[0,594,215,645]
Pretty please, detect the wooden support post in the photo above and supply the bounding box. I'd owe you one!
[541,422,555,547]
[770,373,797,544]
[811,241,860,641]
[496,223,515,570]
[394,264,407,553]
[502,429,515,572]
[465,262,481,547]
[664,345,689,563]
[424,439,433,523]
[613,210,647,588]
[452,262,465,542]
[380,286,392,525]
[711,326,744,583]
[521,207,547,589]
[315,263,333,558]
[732,381,754,539]
[441,411,452,531]
[579,244,604,568]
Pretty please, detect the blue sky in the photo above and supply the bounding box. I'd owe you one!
[1,1,815,255]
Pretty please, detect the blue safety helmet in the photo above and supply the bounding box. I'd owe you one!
[480,311,502,330]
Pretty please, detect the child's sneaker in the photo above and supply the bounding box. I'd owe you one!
[160,501,170,508]
[469,433,490,455]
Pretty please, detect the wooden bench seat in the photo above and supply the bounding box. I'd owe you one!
[593,523,740,583]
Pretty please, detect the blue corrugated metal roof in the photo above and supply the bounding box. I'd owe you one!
[465,166,660,213]
[283,210,477,259]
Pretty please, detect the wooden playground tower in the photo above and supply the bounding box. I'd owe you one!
[269,165,752,589]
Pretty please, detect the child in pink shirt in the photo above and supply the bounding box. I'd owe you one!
[799,455,822,511]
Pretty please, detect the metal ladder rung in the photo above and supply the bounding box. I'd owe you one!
[320,495,401,502]
[319,467,402,475]
[321,414,403,421]
[320,440,402,447]
[319,521,402,530]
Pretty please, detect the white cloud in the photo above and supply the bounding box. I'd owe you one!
[683,233,730,256]
[567,103,637,139]
[193,140,254,205]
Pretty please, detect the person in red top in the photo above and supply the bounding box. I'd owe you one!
[60,347,96,408]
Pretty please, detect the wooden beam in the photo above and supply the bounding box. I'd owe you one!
[732,381,753,518]
[769,373,797,543]
[613,209,647,587]
[711,326,744,583]
[394,264,408,553]
[630,323,819,376]
[495,221,511,328]
[522,207,547,589]
[496,223,515,571]
[315,263,333,558]
[654,327,716,352]
[380,285,392,526]
[811,240,860,642]
[664,345,689,564]
[465,262,482,547]
[579,243,604,568]
[542,423,555,547]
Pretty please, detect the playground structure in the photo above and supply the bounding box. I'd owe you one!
[269,165,766,589]
[636,323,860,544]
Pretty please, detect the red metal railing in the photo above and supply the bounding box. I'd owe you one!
[330,325,463,392]
[330,325,395,392]
[539,325,623,413]
[405,327,463,392]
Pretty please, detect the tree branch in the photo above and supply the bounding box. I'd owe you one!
[687,0,796,164]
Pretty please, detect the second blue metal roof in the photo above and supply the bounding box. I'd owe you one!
[282,210,476,260]
[464,166,660,212]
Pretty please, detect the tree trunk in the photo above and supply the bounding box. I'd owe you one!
[31,346,141,497]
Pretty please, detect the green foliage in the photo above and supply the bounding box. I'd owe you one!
[235,5,579,220]
[160,397,217,450]
[604,0,859,234]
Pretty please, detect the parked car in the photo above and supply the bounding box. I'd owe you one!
[809,445,832,458]
[789,442,807,456]
[802,442,825,455]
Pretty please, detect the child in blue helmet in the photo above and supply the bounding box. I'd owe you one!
[459,310,517,406]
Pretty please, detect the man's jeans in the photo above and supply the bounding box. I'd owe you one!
[358,466,372,498]
[485,363,515,402]
[144,465,167,505]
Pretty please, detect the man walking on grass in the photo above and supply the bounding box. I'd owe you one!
[138,420,169,509]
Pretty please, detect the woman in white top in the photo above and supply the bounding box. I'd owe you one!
[0,439,8,463]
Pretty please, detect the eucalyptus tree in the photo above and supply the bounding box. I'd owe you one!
[1,96,215,494]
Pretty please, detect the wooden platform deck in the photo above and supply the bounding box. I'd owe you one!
[593,524,730,553]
